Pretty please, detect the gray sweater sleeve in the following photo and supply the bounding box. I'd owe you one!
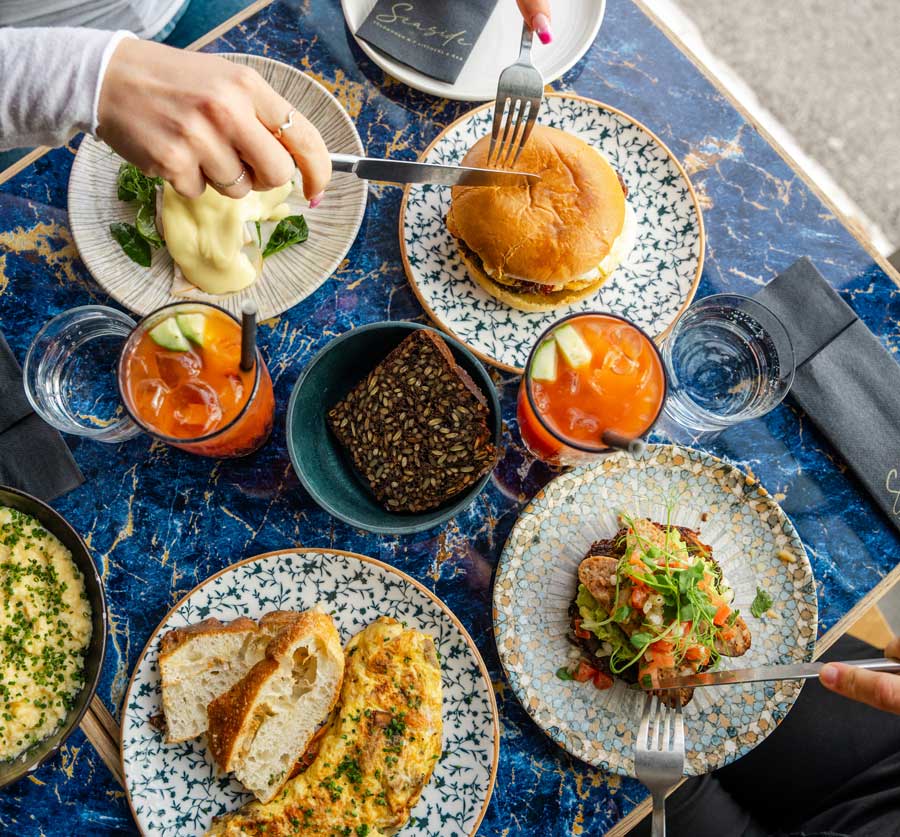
[0,27,135,150]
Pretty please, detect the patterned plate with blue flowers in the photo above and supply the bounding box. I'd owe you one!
[121,549,499,836]
[493,445,817,776]
[400,95,704,372]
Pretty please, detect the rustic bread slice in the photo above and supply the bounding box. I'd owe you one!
[206,610,344,803]
[327,329,498,513]
[158,612,301,743]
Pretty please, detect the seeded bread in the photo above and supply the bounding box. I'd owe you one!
[327,329,498,512]
[158,612,305,743]
[206,610,344,803]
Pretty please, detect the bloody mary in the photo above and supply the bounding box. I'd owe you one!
[517,312,666,466]
[118,302,274,458]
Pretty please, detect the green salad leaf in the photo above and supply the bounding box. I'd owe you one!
[575,585,631,653]
[109,222,151,267]
[263,214,309,258]
[750,587,774,618]
[116,162,161,204]
[135,203,163,247]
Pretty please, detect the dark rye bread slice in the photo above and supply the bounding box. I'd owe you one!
[327,330,498,513]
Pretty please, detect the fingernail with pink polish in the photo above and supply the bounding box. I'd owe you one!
[309,192,324,208]
[533,13,552,44]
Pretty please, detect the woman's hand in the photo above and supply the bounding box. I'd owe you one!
[516,0,552,44]
[819,636,900,714]
[97,39,331,203]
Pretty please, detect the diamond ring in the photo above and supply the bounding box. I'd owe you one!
[210,167,247,190]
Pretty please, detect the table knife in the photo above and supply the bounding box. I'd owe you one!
[640,658,900,691]
[329,152,539,187]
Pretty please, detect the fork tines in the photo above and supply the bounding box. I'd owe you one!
[638,694,685,753]
[488,95,540,169]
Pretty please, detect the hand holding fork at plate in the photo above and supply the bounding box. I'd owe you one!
[635,695,686,837]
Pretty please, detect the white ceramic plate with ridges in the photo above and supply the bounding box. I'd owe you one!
[400,94,704,372]
[340,0,605,101]
[493,444,817,776]
[68,54,367,321]
[121,549,498,836]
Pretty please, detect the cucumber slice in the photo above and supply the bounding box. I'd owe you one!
[149,317,190,351]
[175,313,207,346]
[531,338,558,381]
[555,324,592,368]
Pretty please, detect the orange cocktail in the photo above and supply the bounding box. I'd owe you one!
[118,303,274,458]
[517,313,666,466]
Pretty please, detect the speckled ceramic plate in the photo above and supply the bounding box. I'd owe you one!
[493,444,817,776]
[399,95,704,372]
[68,54,367,321]
[340,0,605,102]
[121,549,498,836]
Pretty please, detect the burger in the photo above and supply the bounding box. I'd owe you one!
[446,126,636,312]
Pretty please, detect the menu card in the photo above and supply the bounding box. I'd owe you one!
[0,334,83,501]
[356,0,499,84]
[756,257,900,535]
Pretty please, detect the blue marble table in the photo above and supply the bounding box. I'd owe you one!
[1,1,899,834]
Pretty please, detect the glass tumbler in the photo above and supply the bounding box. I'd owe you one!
[24,306,142,442]
[660,294,795,432]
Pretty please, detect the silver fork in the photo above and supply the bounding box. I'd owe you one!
[487,21,544,168]
[634,695,685,837]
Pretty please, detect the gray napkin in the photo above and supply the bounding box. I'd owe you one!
[0,334,83,501]
[356,0,498,84]
[756,257,900,533]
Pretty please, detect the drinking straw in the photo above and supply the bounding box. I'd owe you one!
[240,302,257,373]
[601,430,645,456]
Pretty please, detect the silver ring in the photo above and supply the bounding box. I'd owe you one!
[274,109,297,139]
[210,167,246,190]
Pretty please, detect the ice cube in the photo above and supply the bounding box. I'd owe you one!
[223,373,245,407]
[561,369,580,396]
[157,349,202,388]
[603,345,639,376]
[135,378,170,417]
[170,380,222,433]
[565,407,601,436]
[533,384,551,414]
[588,369,606,396]
[610,324,645,360]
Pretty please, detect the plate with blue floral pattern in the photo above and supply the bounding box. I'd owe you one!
[121,549,499,836]
[399,94,705,372]
[493,444,817,776]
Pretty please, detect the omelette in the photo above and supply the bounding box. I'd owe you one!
[207,617,443,837]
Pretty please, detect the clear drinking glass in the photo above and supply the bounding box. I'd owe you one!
[660,294,795,432]
[24,306,142,442]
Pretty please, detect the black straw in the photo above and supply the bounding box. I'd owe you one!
[602,430,645,456]
[240,301,257,373]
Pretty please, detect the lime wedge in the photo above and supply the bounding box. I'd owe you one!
[149,317,190,351]
[531,338,558,381]
[175,313,207,346]
[555,324,592,368]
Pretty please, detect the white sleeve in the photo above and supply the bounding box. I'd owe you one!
[0,27,136,150]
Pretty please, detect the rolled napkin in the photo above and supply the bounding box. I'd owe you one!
[0,333,83,501]
[356,0,498,84]
[756,257,900,534]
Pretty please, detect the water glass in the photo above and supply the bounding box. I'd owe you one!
[24,306,142,442]
[660,294,795,432]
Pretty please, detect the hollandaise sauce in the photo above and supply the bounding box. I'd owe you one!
[161,182,292,294]
[118,303,274,458]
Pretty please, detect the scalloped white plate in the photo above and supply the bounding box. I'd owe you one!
[68,54,367,321]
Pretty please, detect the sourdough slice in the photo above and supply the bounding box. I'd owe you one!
[206,610,344,803]
[158,612,300,743]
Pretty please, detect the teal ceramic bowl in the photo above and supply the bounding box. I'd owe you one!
[287,322,501,534]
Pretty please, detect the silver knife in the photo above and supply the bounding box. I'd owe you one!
[641,658,900,691]
[329,152,539,187]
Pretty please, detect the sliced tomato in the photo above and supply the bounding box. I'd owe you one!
[573,661,598,682]
[713,604,731,626]
[631,586,649,609]
[650,639,674,654]
[684,645,710,665]
[573,618,592,640]
[593,670,614,690]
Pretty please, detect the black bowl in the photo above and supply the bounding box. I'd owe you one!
[0,486,107,789]
[286,322,502,534]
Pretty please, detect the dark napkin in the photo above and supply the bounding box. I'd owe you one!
[0,335,83,502]
[356,0,498,84]
[756,257,900,534]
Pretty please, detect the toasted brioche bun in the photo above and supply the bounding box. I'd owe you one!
[447,126,629,303]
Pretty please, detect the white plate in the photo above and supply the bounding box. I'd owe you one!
[121,549,499,836]
[68,54,367,321]
[493,445,818,776]
[340,0,605,101]
[400,95,705,372]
